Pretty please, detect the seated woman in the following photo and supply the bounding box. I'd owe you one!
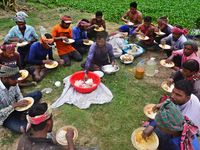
[155,100,200,150]
[154,17,173,44]
[166,39,200,70]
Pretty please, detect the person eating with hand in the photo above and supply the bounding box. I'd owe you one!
[81,31,115,81]
[28,33,64,82]
[0,64,42,133]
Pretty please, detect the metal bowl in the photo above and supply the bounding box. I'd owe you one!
[101,65,119,74]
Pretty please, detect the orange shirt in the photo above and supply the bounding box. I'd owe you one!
[51,24,75,56]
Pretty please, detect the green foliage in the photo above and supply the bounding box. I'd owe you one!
[26,0,200,30]
[0,2,2,6]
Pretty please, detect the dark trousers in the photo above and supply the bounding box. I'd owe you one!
[60,50,82,66]
[17,44,31,68]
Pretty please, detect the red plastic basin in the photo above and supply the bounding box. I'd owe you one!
[70,71,101,93]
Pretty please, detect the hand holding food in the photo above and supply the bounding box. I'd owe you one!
[65,128,74,140]
[12,99,28,108]
[83,39,89,43]
[62,37,69,42]
[167,78,174,87]
[161,40,166,45]
[152,103,162,112]
[43,59,54,65]
[17,38,24,43]
[142,126,154,139]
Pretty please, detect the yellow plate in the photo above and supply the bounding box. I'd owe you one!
[83,40,94,45]
[94,27,104,31]
[159,44,171,49]
[126,22,134,26]
[15,97,34,111]
[45,61,58,69]
[18,70,29,81]
[131,127,159,150]
[160,59,174,68]
[56,126,78,145]
[63,39,75,44]
[144,104,158,119]
[161,81,174,93]
[138,36,149,40]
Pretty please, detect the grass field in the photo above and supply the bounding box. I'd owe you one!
[0,7,175,150]
[26,0,200,32]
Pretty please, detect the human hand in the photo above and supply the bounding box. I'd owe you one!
[111,62,115,67]
[83,39,89,43]
[167,78,174,87]
[12,99,28,108]
[17,38,24,43]
[43,59,53,65]
[154,28,159,32]
[161,40,166,45]
[142,125,154,139]
[65,128,74,140]
[62,37,69,42]
[152,103,162,112]
[139,32,145,37]
[94,24,99,29]
[170,46,174,50]
[84,73,89,82]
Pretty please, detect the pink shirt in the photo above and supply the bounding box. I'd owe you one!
[172,49,200,67]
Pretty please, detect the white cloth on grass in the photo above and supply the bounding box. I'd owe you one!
[51,76,113,109]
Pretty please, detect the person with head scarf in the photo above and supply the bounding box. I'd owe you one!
[17,102,100,150]
[28,33,64,82]
[51,15,83,66]
[4,11,38,68]
[0,42,36,87]
[72,19,91,55]
[161,25,188,57]
[154,17,173,44]
[155,100,200,150]
[118,2,142,36]
[0,64,42,133]
[166,39,200,70]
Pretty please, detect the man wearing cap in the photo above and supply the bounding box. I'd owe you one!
[51,15,82,66]
[29,33,64,82]
[17,102,100,150]
[0,64,42,133]
[0,42,36,87]
[4,11,38,68]
[72,19,91,55]
[161,25,188,57]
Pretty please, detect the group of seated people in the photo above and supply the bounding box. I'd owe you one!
[0,1,200,150]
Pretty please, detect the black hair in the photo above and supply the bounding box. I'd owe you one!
[96,31,108,40]
[81,19,89,23]
[130,2,137,8]
[175,25,183,29]
[174,80,194,96]
[1,42,13,51]
[159,17,167,19]
[96,11,103,17]
[144,16,152,22]
[183,59,199,73]
[29,103,51,131]
[44,33,53,39]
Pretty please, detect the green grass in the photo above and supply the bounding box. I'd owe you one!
[0,9,168,150]
[25,0,200,31]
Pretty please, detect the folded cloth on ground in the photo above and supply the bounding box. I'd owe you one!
[123,44,145,58]
[51,76,113,109]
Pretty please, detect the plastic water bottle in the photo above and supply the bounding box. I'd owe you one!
[146,57,156,76]
[135,59,145,79]
[40,26,46,37]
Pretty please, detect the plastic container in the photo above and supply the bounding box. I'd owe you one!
[146,57,156,76]
[135,59,145,79]
[40,26,46,37]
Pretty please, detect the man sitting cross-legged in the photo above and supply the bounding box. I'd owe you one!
[118,1,142,36]
[81,31,115,81]
[133,16,160,51]
[28,33,64,82]
[0,64,42,133]
[17,102,100,150]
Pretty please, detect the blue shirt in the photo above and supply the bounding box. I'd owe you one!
[4,25,38,42]
[72,26,87,47]
[85,42,115,74]
[29,42,53,66]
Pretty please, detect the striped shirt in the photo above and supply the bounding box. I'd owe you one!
[4,25,38,42]
[85,42,115,74]
[0,79,23,125]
